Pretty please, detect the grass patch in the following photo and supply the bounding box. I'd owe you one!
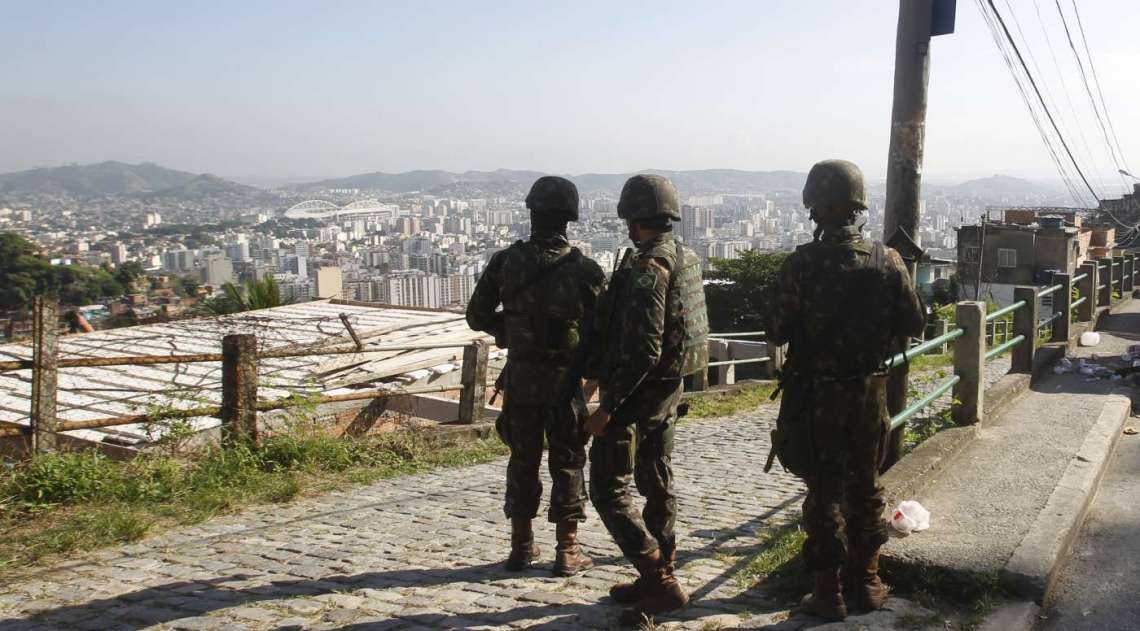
[731,524,809,603]
[0,427,506,573]
[909,352,953,372]
[884,563,1004,631]
[686,382,779,419]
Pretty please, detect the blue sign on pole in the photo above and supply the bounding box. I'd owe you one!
[932,0,957,36]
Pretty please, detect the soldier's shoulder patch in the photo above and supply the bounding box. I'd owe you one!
[634,270,658,290]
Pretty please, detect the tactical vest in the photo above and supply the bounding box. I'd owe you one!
[651,236,709,379]
[786,238,896,378]
[499,241,587,363]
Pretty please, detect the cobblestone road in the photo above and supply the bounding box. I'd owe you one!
[0,408,943,630]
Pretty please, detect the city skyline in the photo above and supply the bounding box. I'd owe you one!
[3,1,1139,191]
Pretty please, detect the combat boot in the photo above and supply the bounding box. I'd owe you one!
[552,521,594,576]
[504,517,541,571]
[609,544,672,603]
[846,548,889,611]
[619,550,689,626]
[799,568,847,621]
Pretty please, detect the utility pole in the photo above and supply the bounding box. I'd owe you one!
[882,0,956,470]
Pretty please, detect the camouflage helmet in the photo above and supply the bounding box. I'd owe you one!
[525,176,579,221]
[617,174,681,221]
[802,159,868,221]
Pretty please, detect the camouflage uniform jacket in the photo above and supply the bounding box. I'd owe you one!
[768,225,925,377]
[594,233,700,413]
[466,232,605,403]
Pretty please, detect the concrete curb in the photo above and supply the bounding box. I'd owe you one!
[881,372,1030,506]
[999,395,1131,602]
[881,425,976,506]
[983,373,1031,418]
[979,601,1042,631]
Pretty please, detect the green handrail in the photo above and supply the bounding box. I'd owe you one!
[1071,296,1088,310]
[707,357,770,367]
[986,300,1026,322]
[1038,283,1064,298]
[1073,272,1089,282]
[986,334,1026,360]
[886,328,965,369]
[1038,311,1063,329]
[889,374,961,431]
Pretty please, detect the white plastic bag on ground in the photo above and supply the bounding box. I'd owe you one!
[890,500,931,535]
[1080,331,1101,347]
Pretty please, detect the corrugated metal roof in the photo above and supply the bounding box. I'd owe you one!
[0,300,488,447]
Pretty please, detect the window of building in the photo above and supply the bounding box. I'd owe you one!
[963,247,980,263]
[998,248,1017,268]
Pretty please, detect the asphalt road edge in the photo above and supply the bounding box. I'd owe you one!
[999,395,1131,603]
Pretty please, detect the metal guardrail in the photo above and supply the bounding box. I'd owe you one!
[890,374,961,431]
[886,328,964,369]
[707,331,765,339]
[986,300,1026,322]
[1073,272,1089,283]
[1037,283,1064,298]
[707,357,770,368]
[704,331,772,370]
[986,334,1026,361]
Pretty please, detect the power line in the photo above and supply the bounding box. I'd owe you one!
[975,0,1089,206]
[1030,0,1109,197]
[1053,0,1129,192]
[998,0,1094,202]
[984,0,1100,203]
[1070,0,1133,177]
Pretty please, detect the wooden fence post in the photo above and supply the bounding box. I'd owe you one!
[459,340,488,424]
[1113,256,1125,301]
[221,334,258,445]
[1078,261,1097,322]
[952,301,985,426]
[30,297,60,454]
[1052,273,1072,343]
[1012,287,1038,374]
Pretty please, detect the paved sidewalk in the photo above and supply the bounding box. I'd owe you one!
[0,407,950,630]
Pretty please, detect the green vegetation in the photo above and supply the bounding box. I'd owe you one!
[206,275,290,314]
[0,232,139,313]
[0,426,506,572]
[704,250,788,333]
[729,524,809,602]
[885,565,1004,631]
[685,382,779,419]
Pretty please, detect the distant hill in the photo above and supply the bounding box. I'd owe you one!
[0,161,200,197]
[299,168,807,196]
[944,175,1050,198]
[145,174,263,199]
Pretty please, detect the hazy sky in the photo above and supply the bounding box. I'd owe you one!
[2,0,1138,190]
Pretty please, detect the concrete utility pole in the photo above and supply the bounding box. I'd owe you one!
[882,0,955,469]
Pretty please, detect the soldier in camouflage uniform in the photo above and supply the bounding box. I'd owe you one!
[767,160,925,621]
[583,174,709,626]
[466,176,606,576]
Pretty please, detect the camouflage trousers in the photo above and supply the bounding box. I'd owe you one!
[590,379,683,562]
[799,376,890,570]
[503,402,588,523]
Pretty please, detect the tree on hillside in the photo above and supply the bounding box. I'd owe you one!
[0,232,53,312]
[207,275,290,314]
[0,232,133,313]
[704,250,789,334]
